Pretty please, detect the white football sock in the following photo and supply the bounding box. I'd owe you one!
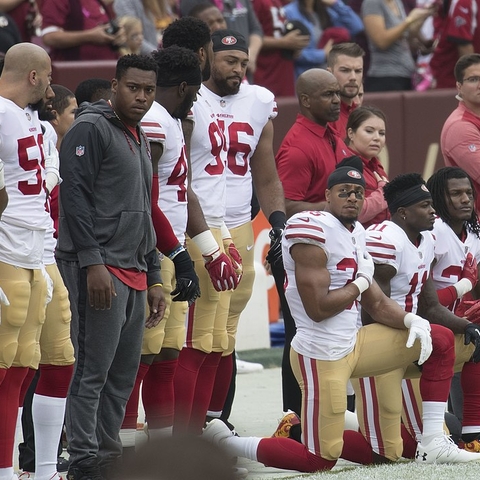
[422,401,447,439]
[32,394,66,480]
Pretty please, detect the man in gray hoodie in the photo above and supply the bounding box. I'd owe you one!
[56,54,165,480]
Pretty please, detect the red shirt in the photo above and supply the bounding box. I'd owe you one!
[41,0,118,61]
[441,101,480,213]
[356,154,390,228]
[431,0,480,89]
[252,0,296,97]
[331,100,358,139]
[276,114,350,203]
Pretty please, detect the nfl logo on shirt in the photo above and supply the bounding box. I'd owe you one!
[76,145,85,157]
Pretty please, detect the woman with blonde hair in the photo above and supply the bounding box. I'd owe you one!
[114,0,176,53]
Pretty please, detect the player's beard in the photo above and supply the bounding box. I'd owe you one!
[174,92,196,120]
[212,70,241,96]
[33,99,56,121]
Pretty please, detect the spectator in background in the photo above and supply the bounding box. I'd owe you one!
[40,0,126,61]
[345,105,390,228]
[441,53,480,215]
[251,0,310,97]
[189,3,227,32]
[0,11,21,54]
[181,0,263,75]
[118,16,144,55]
[430,0,480,90]
[0,0,41,42]
[284,0,363,79]
[114,0,176,54]
[361,0,434,91]
[327,42,364,137]
[74,78,111,106]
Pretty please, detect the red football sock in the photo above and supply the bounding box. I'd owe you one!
[142,359,178,429]
[208,353,233,413]
[188,351,222,435]
[36,364,74,398]
[420,325,455,401]
[257,437,336,472]
[0,367,28,467]
[461,361,480,429]
[341,429,375,464]
[19,368,36,406]
[173,347,207,435]
[401,423,417,459]
[122,362,150,430]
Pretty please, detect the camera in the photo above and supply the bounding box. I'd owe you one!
[105,19,120,36]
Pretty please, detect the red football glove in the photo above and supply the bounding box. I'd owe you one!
[223,240,243,283]
[204,249,239,291]
[461,252,478,288]
[455,298,480,325]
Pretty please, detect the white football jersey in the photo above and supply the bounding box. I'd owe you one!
[283,211,365,361]
[431,217,480,308]
[0,98,50,267]
[201,83,278,229]
[366,221,435,313]
[189,85,227,228]
[142,101,188,243]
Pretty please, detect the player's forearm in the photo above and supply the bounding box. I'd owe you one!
[186,186,210,238]
[285,198,326,218]
[255,177,286,222]
[417,302,469,334]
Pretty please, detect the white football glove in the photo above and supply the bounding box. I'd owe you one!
[353,247,375,296]
[43,140,61,194]
[0,286,9,325]
[40,265,54,304]
[404,312,432,365]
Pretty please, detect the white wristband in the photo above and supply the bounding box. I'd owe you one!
[191,230,220,258]
[403,312,416,328]
[0,160,4,190]
[352,276,370,295]
[220,222,231,241]
[454,278,473,298]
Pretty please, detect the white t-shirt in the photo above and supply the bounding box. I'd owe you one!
[0,98,50,267]
[365,220,435,313]
[283,210,365,361]
[201,83,278,229]
[142,101,188,243]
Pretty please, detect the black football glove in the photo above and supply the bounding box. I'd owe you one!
[464,322,480,363]
[266,227,284,268]
[171,249,201,305]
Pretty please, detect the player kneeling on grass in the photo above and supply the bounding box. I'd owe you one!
[202,163,480,472]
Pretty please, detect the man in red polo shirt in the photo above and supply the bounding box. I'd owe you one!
[441,53,480,214]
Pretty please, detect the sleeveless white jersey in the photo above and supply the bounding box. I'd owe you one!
[366,221,435,313]
[0,98,50,267]
[142,101,188,243]
[189,85,227,228]
[201,83,278,229]
[431,217,480,306]
[283,211,365,361]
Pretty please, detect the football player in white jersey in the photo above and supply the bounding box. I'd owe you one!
[201,164,472,472]
[0,43,54,480]
[356,172,480,464]
[201,29,287,429]
[120,45,228,447]
[15,86,77,480]
[160,18,244,438]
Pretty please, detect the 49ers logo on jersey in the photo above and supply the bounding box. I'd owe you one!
[221,36,237,45]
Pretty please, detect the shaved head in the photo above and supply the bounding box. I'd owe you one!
[295,69,341,126]
[0,43,52,108]
[296,68,337,98]
[3,43,50,78]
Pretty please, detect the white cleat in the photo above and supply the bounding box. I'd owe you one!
[202,419,236,457]
[236,359,264,374]
[415,434,480,464]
